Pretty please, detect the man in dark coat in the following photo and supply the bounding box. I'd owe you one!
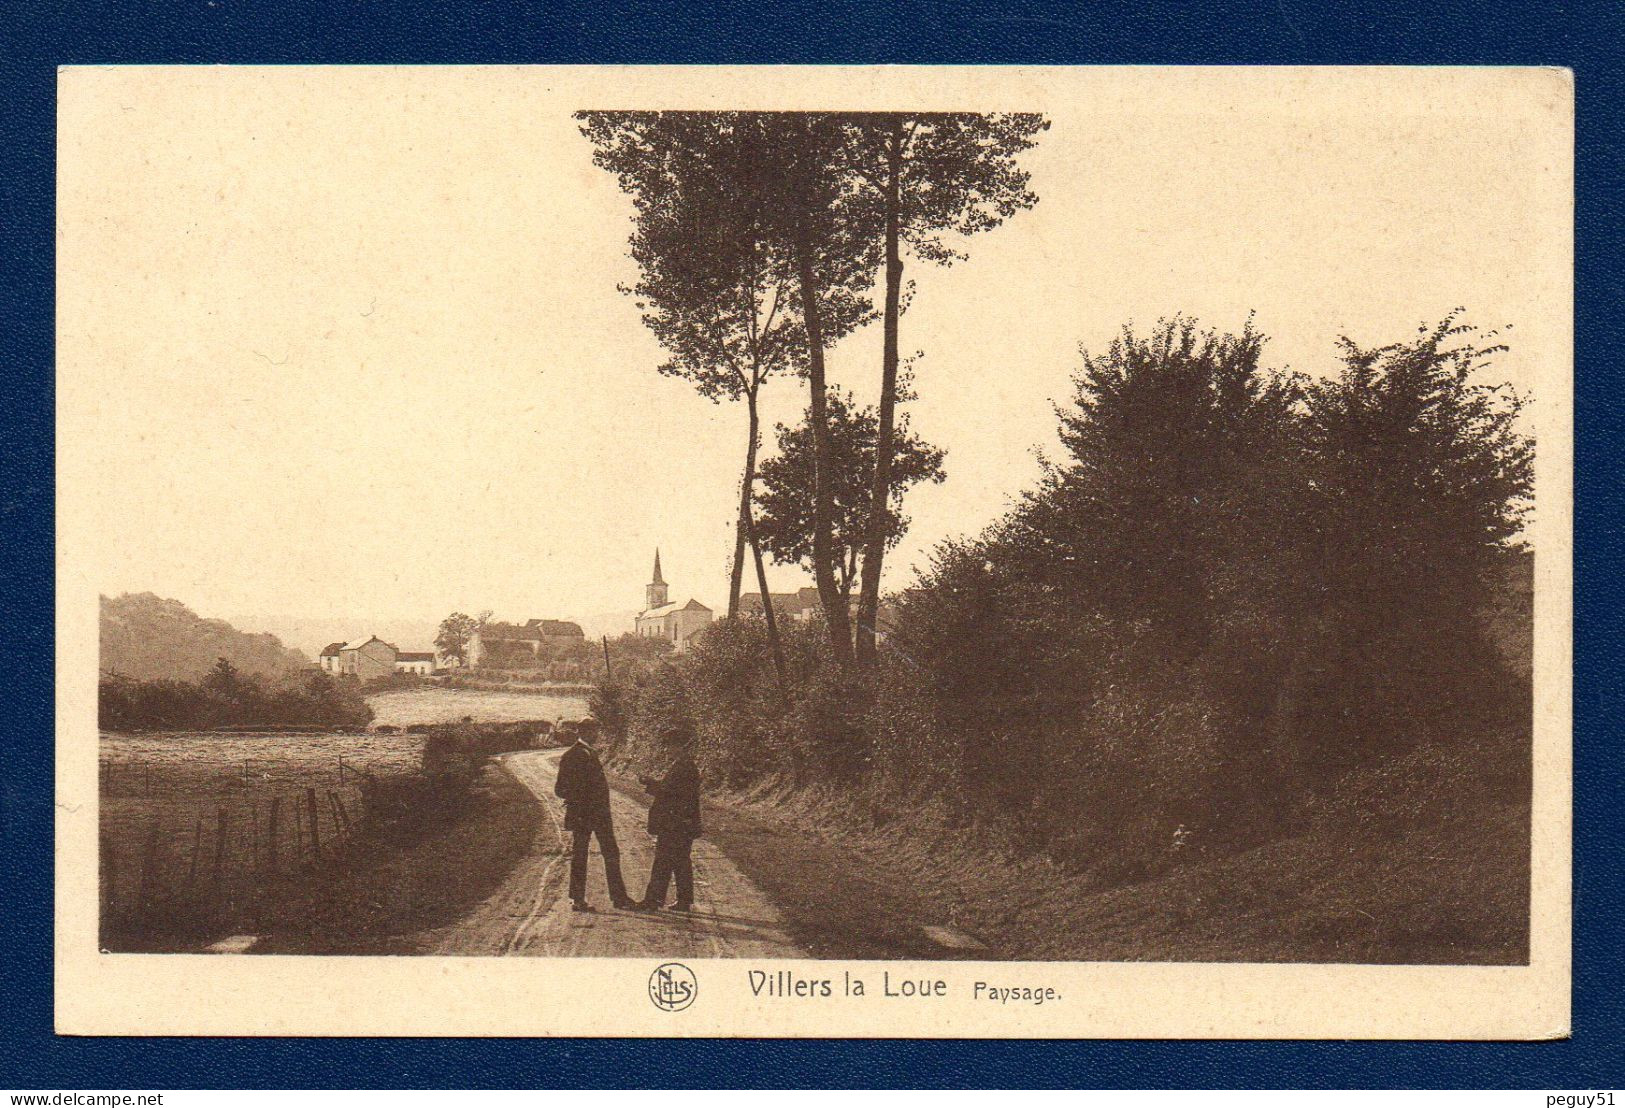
[635,722,702,912]
[553,720,633,911]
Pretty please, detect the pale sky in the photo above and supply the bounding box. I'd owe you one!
[58,67,1570,631]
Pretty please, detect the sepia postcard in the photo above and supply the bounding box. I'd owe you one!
[55,65,1572,1038]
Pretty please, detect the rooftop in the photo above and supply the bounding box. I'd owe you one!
[341,635,396,652]
[481,619,584,641]
[738,590,821,615]
[639,598,712,619]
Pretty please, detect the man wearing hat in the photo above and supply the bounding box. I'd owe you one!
[635,718,702,912]
[553,718,634,911]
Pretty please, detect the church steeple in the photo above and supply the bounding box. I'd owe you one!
[646,548,669,610]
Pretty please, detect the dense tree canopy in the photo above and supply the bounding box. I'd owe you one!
[754,388,945,603]
[435,611,486,665]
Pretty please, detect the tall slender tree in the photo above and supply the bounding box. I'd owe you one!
[843,113,1049,665]
[577,112,875,670]
[751,113,881,665]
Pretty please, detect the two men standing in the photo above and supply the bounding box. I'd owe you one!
[552,717,702,914]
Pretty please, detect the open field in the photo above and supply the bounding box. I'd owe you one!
[102,730,423,784]
[366,686,591,728]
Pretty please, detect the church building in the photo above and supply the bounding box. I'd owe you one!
[634,550,713,652]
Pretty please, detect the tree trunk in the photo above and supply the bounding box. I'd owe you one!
[746,499,788,692]
[856,120,905,668]
[792,212,854,666]
[727,395,763,619]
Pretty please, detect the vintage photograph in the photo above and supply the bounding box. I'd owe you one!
[56,66,1571,1037]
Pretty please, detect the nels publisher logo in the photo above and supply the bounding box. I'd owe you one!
[648,962,697,1012]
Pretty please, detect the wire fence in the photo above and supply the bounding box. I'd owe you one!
[99,754,371,931]
[99,751,374,798]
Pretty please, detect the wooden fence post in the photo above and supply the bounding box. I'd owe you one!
[329,790,351,837]
[213,807,229,884]
[305,787,321,860]
[266,796,281,872]
[293,801,304,862]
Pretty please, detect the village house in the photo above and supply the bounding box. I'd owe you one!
[394,651,436,676]
[467,618,587,673]
[318,637,441,678]
[317,636,398,681]
[635,550,713,652]
[737,587,823,623]
[738,589,904,644]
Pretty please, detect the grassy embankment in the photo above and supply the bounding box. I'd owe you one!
[695,752,1528,964]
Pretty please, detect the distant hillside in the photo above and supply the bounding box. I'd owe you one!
[100,593,310,681]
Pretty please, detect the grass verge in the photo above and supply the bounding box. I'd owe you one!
[252,760,541,953]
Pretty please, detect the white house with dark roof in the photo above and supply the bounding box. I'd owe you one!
[318,642,346,674]
[634,549,713,652]
[394,651,436,675]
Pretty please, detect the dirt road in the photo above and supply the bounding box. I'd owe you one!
[411,749,805,958]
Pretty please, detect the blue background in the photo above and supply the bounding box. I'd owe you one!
[2,0,1618,1089]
